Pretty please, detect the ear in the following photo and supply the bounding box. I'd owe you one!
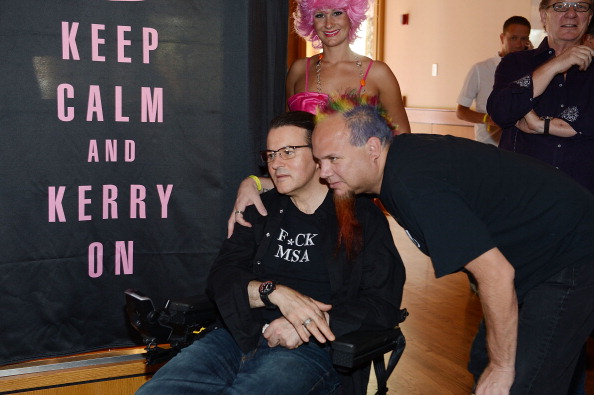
[366,137,382,161]
[500,32,505,44]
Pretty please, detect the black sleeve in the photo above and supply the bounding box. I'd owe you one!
[206,204,265,352]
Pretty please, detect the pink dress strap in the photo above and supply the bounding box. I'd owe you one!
[358,59,374,94]
[304,57,311,93]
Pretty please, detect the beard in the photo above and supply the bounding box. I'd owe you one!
[333,190,362,261]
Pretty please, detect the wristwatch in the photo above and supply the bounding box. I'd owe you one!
[259,280,277,309]
[541,116,553,135]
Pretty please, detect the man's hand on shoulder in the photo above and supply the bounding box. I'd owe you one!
[227,176,268,238]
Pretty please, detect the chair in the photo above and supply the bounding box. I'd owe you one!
[125,289,407,394]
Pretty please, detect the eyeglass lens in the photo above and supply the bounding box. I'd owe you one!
[261,145,310,163]
[551,2,592,11]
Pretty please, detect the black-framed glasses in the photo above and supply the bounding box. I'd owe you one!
[260,145,312,163]
[547,1,592,12]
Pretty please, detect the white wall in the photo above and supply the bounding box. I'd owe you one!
[384,0,533,108]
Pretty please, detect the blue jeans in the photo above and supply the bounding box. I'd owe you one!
[469,262,594,394]
[136,327,341,395]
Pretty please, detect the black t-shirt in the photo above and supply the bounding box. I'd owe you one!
[260,198,332,322]
[380,134,594,299]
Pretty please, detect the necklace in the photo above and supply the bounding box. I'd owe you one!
[315,53,365,94]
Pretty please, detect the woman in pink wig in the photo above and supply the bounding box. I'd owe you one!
[286,0,410,134]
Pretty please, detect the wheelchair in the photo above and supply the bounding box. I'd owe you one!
[125,289,407,395]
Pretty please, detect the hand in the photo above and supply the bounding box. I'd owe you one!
[549,45,594,74]
[269,285,335,344]
[515,117,532,134]
[515,110,543,134]
[474,364,515,395]
[263,317,304,349]
[227,177,268,238]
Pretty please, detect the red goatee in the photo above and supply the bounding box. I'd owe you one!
[333,191,362,261]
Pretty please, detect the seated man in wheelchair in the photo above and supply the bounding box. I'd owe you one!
[136,111,406,395]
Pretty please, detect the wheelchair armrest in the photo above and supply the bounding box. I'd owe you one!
[331,327,405,369]
[165,294,217,327]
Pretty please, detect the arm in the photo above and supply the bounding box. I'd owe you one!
[247,280,335,344]
[208,207,266,350]
[227,176,274,238]
[487,53,538,128]
[515,110,577,137]
[372,61,411,134]
[489,46,594,128]
[531,45,594,97]
[465,248,518,395]
[456,105,499,128]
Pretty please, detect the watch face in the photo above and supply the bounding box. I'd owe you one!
[259,281,275,295]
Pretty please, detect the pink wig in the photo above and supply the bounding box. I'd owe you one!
[293,0,370,49]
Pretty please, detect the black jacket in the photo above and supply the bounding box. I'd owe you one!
[207,190,405,352]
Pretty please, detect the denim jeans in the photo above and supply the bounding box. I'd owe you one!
[468,261,594,394]
[135,327,341,395]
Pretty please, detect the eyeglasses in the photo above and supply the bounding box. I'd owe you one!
[260,145,312,163]
[546,1,592,12]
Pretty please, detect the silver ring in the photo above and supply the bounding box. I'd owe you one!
[235,210,244,215]
[303,318,312,326]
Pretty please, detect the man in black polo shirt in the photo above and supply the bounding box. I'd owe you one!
[311,94,594,395]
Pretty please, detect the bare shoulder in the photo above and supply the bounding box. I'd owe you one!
[287,57,308,75]
[286,57,309,96]
[369,60,397,78]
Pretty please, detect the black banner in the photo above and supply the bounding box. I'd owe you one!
[0,0,286,364]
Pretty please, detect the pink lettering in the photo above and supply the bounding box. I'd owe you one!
[87,139,136,162]
[61,22,158,63]
[141,87,163,123]
[91,24,106,62]
[103,185,118,219]
[61,21,80,60]
[115,241,134,275]
[88,242,104,278]
[106,139,117,162]
[114,86,129,122]
[48,186,66,222]
[117,25,132,63]
[143,27,158,64]
[79,185,92,221]
[125,140,135,162]
[48,185,169,221]
[87,85,104,122]
[58,85,162,122]
[156,184,173,218]
[57,83,74,122]
[130,185,146,219]
[88,139,99,162]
